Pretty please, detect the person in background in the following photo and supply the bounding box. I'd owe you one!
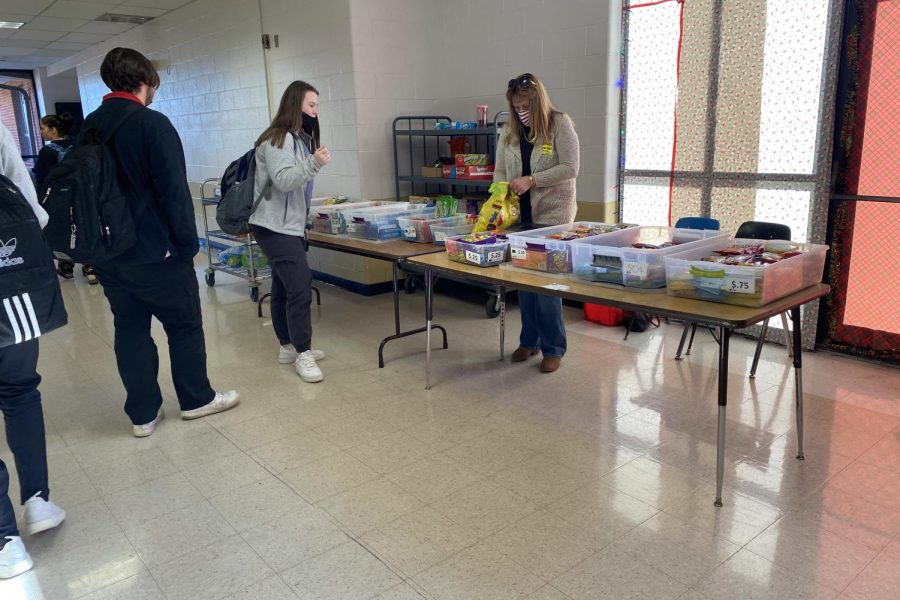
[82,48,239,437]
[0,123,66,579]
[251,80,331,383]
[494,72,580,373]
[35,114,98,285]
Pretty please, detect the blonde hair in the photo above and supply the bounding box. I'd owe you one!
[504,72,560,147]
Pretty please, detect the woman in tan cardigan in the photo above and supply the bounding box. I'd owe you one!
[494,72,580,373]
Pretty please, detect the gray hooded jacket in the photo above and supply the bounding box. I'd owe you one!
[249,130,320,236]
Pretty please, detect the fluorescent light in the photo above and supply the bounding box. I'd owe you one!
[0,22,25,29]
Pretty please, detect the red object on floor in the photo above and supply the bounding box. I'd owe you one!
[584,303,623,327]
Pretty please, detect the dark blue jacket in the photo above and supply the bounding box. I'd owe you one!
[81,97,198,265]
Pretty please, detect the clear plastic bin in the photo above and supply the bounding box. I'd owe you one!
[398,214,473,243]
[431,221,476,245]
[571,226,729,289]
[347,204,433,241]
[664,238,828,307]
[445,234,509,267]
[506,222,638,274]
[309,200,386,235]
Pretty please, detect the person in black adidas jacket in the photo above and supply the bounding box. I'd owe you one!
[0,123,66,579]
[82,48,238,437]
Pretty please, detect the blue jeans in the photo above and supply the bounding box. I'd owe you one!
[0,340,50,538]
[518,291,567,358]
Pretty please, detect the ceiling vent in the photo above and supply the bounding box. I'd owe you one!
[94,13,155,25]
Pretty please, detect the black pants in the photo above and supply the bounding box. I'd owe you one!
[252,226,313,353]
[0,340,49,537]
[94,259,215,425]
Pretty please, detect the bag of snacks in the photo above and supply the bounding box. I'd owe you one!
[472,182,520,233]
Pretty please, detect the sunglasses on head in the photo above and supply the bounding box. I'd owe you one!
[508,73,536,90]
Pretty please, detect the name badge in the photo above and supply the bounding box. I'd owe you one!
[541,143,553,155]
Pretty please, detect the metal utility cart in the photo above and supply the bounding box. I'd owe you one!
[200,178,270,303]
[392,113,511,318]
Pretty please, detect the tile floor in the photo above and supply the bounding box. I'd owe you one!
[0,265,898,600]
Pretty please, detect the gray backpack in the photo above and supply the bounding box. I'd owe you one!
[215,148,269,235]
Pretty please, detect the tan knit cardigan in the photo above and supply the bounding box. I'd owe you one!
[493,113,580,226]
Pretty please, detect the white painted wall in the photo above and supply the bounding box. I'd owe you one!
[260,0,361,199]
[48,0,614,204]
[33,67,80,117]
[49,0,270,185]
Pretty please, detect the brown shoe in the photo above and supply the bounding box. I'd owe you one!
[511,347,538,362]
[540,356,561,373]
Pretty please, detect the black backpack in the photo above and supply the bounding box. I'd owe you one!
[0,175,67,348]
[216,148,269,236]
[39,107,142,263]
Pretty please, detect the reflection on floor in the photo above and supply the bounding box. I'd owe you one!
[1,267,898,600]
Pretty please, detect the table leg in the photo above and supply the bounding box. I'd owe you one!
[425,267,433,390]
[378,260,447,368]
[499,285,506,361]
[715,326,732,508]
[392,260,401,336]
[791,306,805,460]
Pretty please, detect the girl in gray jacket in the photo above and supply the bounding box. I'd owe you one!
[495,73,580,374]
[251,81,331,383]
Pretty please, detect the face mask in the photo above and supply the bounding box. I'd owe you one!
[302,112,318,132]
[516,108,530,127]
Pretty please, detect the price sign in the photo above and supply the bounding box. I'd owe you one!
[346,223,357,233]
[511,247,527,260]
[404,226,417,238]
[487,250,504,263]
[465,250,481,264]
[724,276,755,294]
[623,262,649,278]
[434,232,447,242]
[330,216,342,231]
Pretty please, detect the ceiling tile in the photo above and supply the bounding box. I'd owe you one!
[0,1,55,16]
[0,46,46,55]
[0,40,50,49]
[77,20,135,35]
[12,29,65,42]
[21,16,90,32]
[111,5,166,18]
[30,48,73,57]
[44,2,120,21]
[46,40,93,50]
[57,31,112,43]
[122,0,191,9]
[0,13,33,23]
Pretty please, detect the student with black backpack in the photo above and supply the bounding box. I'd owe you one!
[0,123,67,579]
[35,114,98,284]
[73,48,239,437]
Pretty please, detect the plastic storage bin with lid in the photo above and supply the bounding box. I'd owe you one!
[571,226,729,289]
[347,204,432,241]
[664,238,828,307]
[398,214,473,243]
[431,216,476,246]
[505,222,638,274]
[309,200,387,235]
[445,232,509,267]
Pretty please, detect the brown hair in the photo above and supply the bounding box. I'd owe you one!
[41,114,74,138]
[255,81,320,150]
[100,47,160,93]
[504,72,561,147]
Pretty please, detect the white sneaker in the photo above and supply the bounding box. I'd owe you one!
[180,390,240,420]
[24,494,65,535]
[295,351,324,383]
[279,345,325,364]
[133,408,164,438]
[0,537,33,579]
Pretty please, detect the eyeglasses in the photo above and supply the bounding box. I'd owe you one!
[508,73,536,91]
